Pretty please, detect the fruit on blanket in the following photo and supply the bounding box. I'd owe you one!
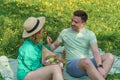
[49,58,55,62]
[44,60,50,65]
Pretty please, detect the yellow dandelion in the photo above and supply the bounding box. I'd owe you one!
[16,4,19,7]
[26,5,29,8]
[45,1,49,6]
[49,3,52,6]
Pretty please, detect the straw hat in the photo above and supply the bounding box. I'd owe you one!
[22,16,45,38]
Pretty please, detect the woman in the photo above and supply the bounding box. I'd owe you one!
[17,17,64,80]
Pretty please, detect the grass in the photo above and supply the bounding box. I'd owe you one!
[0,0,120,79]
[106,74,120,80]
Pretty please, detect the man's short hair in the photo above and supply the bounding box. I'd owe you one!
[73,10,88,23]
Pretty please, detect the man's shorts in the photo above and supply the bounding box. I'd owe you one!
[66,58,97,78]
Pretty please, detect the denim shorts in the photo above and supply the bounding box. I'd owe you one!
[66,58,97,78]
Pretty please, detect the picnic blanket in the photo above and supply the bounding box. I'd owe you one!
[0,46,120,80]
[54,46,120,80]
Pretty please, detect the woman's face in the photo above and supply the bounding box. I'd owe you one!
[35,28,44,42]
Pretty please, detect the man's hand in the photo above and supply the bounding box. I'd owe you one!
[46,36,61,51]
[97,67,106,78]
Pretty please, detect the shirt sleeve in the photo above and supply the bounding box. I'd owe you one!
[19,46,42,71]
[89,31,97,44]
[57,30,64,43]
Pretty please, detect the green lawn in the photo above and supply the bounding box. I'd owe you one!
[0,0,120,79]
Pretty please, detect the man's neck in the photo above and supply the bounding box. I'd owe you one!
[76,27,84,33]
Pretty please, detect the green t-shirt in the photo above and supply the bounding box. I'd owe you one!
[57,28,97,61]
[17,38,43,80]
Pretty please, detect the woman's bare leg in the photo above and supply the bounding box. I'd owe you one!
[25,64,63,80]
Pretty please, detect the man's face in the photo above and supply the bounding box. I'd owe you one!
[71,16,84,32]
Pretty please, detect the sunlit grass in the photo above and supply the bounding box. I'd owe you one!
[0,0,120,79]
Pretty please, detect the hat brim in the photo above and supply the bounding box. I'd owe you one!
[22,17,45,38]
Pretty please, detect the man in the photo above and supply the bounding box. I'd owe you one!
[47,10,114,80]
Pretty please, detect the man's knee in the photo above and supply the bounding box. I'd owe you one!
[106,53,114,61]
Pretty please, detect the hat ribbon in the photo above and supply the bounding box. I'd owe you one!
[27,19,40,33]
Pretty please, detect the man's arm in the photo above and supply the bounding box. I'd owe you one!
[90,43,102,65]
[47,36,61,51]
[91,43,106,78]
